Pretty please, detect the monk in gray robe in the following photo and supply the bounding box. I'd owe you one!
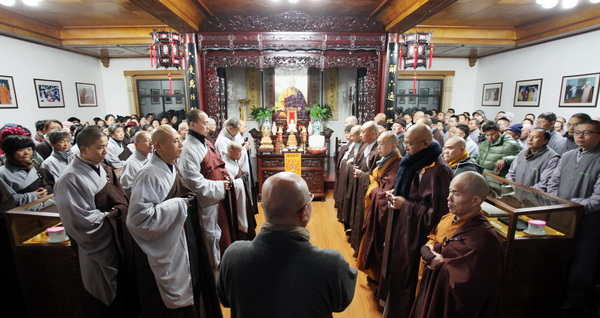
[127,125,221,317]
[119,131,152,195]
[54,126,137,317]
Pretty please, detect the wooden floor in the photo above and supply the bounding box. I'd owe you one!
[220,190,383,317]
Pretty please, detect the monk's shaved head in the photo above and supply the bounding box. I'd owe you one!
[151,124,176,144]
[378,131,398,146]
[134,130,151,143]
[406,123,432,142]
[453,171,489,201]
[262,172,312,226]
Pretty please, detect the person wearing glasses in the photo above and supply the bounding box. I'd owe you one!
[555,113,592,155]
[548,119,600,310]
[380,124,453,317]
[218,172,357,317]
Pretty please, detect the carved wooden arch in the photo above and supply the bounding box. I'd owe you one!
[201,51,381,124]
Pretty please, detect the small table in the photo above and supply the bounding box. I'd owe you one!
[257,152,326,200]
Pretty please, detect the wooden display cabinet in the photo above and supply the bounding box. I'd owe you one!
[257,152,326,200]
[482,172,583,318]
[4,196,107,318]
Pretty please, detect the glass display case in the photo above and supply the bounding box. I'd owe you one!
[4,195,104,318]
[482,173,583,318]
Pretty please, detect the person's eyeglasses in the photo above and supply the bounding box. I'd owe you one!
[573,130,599,137]
[298,193,314,213]
[403,140,426,147]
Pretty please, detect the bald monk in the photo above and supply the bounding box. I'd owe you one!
[411,172,503,318]
[120,131,152,195]
[178,109,234,269]
[338,125,363,227]
[357,131,402,283]
[349,121,380,252]
[218,172,357,317]
[380,124,453,318]
[127,125,221,317]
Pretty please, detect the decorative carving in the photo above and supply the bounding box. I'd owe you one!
[262,159,285,168]
[201,10,383,33]
[302,159,322,168]
[302,170,323,192]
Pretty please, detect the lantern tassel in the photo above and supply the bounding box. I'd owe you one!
[413,44,418,70]
[429,44,434,69]
[399,47,403,69]
[168,73,173,96]
[413,72,417,94]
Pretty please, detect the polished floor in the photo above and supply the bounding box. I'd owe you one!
[221,190,383,317]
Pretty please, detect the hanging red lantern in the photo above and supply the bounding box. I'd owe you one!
[150,29,184,69]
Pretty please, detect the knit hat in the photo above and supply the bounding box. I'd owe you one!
[0,126,31,142]
[506,124,522,136]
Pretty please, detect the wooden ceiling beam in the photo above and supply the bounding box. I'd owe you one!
[129,0,209,32]
[410,26,516,46]
[0,10,62,45]
[516,5,600,45]
[373,0,457,33]
[60,26,169,45]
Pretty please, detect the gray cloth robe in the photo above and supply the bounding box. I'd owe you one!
[547,129,565,153]
[506,146,560,192]
[178,134,226,266]
[223,155,250,233]
[41,150,72,180]
[127,155,195,308]
[106,137,126,169]
[54,157,118,305]
[119,149,149,195]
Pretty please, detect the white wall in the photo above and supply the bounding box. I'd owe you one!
[0,35,108,132]
[99,58,154,117]
[475,30,600,121]
[429,57,479,111]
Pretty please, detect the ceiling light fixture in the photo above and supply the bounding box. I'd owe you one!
[537,0,598,9]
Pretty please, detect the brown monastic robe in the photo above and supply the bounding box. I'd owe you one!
[132,168,222,318]
[91,164,139,317]
[350,142,380,251]
[410,213,503,318]
[379,156,453,318]
[333,143,350,211]
[339,142,365,228]
[356,151,401,280]
[200,140,238,251]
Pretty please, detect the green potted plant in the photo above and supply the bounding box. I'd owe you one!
[306,104,333,134]
[249,106,275,129]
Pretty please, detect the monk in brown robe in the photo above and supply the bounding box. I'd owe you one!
[380,124,453,318]
[334,124,354,211]
[338,125,363,228]
[349,121,380,252]
[411,172,503,318]
[357,131,401,282]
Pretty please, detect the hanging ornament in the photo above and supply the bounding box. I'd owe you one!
[150,30,183,69]
[168,73,173,96]
[400,31,433,70]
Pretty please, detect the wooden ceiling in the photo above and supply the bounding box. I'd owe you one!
[0,0,599,61]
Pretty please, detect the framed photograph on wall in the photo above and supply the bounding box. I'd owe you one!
[559,73,600,107]
[163,89,172,104]
[419,88,429,103]
[482,82,502,106]
[174,90,183,104]
[397,89,406,104]
[514,78,542,107]
[150,88,160,104]
[0,75,18,109]
[75,82,97,107]
[34,79,64,108]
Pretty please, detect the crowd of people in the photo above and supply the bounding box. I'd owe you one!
[335,108,600,317]
[1,106,599,317]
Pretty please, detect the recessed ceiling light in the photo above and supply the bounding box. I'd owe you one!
[0,0,16,6]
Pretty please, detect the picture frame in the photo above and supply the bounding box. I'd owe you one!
[419,88,429,103]
[164,89,172,104]
[397,89,406,104]
[0,75,18,108]
[482,82,502,106]
[34,79,64,108]
[75,82,97,107]
[514,79,542,107]
[174,90,183,104]
[559,73,600,107]
[150,88,160,104]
